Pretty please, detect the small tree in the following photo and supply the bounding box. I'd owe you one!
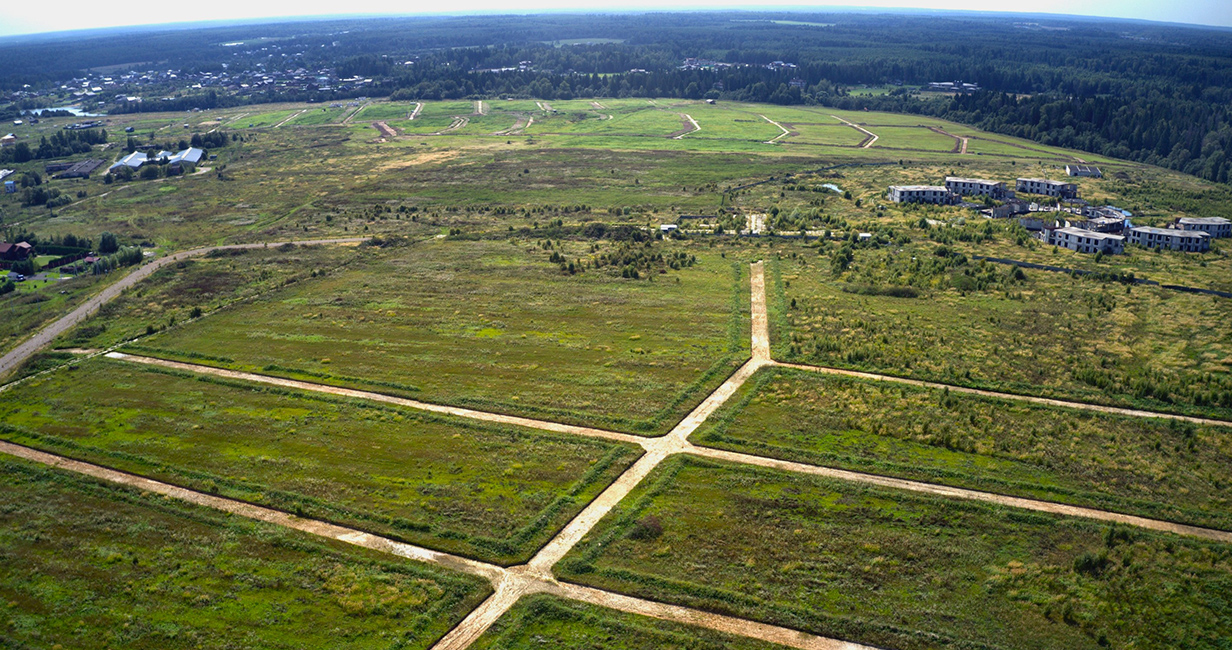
[98,232,119,254]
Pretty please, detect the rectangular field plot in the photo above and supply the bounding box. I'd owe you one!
[238,109,301,128]
[61,244,363,350]
[0,456,489,650]
[473,594,788,650]
[132,239,748,434]
[0,357,640,564]
[548,107,690,138]
[695,366,1232,530]
[780,123,870,147]
[558,457,1232,650]
[286,106,348,125]
[682,105,783,141]
[354,102,420,121]
[869,126,961,151]
[772,257,1232,421]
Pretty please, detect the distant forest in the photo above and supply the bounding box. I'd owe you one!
[4,12,1232,183]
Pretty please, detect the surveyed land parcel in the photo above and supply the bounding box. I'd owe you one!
[695,366,1232,530]
[0,357,641,564]
[0,456,490,650]
[558,456,1232,650]
[129,239,749,434]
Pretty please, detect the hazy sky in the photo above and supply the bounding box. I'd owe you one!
[2,0,1230,37]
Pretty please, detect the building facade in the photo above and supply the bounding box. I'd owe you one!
[1177,217,1232,238]
[1042,227,1124,255]
[1126,227,1210,252]
[1065,164,1102,178]
[945,177,1007,199]
[1016,178,1078,199]
[887,185,955,204]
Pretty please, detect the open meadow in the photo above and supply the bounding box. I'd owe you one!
[125,238,749,434]
[0,456,489,649]
[0,356,641,564]
[557,456,1232,650]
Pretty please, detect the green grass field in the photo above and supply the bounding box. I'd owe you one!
[0,357,641,564]
[770,244,1232,420]
[129,238,749,434]
[695,366,1232,529]
[558,456,1232,650]
[0,456,489,649]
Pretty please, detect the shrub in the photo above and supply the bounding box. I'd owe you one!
[628,515,663,541]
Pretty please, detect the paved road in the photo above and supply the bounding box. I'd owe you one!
[0,237,368,379]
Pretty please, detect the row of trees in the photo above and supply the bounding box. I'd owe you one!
[0,128,107,164]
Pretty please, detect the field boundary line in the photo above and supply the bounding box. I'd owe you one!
[775,361,1232,427]
[684,445,1232,542]
[104,353,649,445]
[760,114,791,143]
[831,115,877,148]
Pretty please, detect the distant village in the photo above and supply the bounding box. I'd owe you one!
[888,165,1226,254]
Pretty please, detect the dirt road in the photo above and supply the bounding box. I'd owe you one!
[409,102,423,120]
[760,115,791,144]
[372,121,398,138]
[0,238,368,380]
[832,115,878,148]
[673,114,700,139]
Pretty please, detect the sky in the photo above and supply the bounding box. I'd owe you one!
[1,0,1230,37]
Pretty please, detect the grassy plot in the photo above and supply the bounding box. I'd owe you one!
[133,239,749,434]
[682,105,783,141]
[779,123,869,147]
[695,366,1232,530]
[472,594,788,650]
[0,456,489,650]
[286,106,349,126]
[557,457,1232,650]
[869,126,960,152]
[772,252,1232,421]
[0,357,640,564]
[0,272,111,358]
[60,243,363,350]
[354,102,420,121]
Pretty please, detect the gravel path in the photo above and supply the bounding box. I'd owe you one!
[832,115,878,148]
[0,238,368,379]
[775,362,1232,428]
[7,257,1229,650]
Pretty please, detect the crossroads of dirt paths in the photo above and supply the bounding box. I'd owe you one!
[5,259,1232,650]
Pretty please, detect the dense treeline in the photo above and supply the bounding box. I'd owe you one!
[0,129,106,163]
[6,12,1232,183]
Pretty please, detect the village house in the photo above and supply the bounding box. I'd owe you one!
[1065,164,1102,178]
[0,242,33,261]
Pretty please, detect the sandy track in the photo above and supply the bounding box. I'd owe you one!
[590,101,607,109]
[342,103,368,125]
[776,362,1232,427]
[493,116,533,136]
[8,258,1232,650]
[0,238,369,380]
[535,101,553,112]
[105,353,648,446]
[372,121,398,138]
[686,446,1232,543]
[434,116,469,135]
[831,115,877,148]
[760,115,791,144]
[553,582,876,650]
[474,100,487,115]
[672,113,700,139]
[409,102,423,120]
[0,440,503,581]
[273,110,307,128]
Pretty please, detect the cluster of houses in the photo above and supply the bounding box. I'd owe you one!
[888,176,1078,205]
[1027,216,1227,255]
[107,147,204,175]
[889,172,1226,254]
